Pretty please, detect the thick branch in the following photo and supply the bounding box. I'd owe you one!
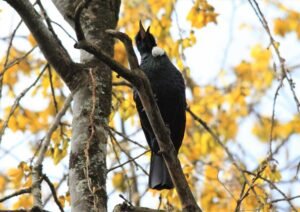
[106,30,139,69]
[4,0,83,91]
[75,40,138,82]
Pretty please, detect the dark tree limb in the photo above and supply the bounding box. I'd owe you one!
[105,30,139,69]
[0,188,31,203]
[74,24,201,212]
[3,0,84,92]
[42,175,64,212]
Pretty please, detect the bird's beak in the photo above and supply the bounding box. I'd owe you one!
[139,20,146,39]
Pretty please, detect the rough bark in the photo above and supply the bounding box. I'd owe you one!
[51,1,120,211]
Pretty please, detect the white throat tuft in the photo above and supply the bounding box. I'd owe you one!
[152,46,165,57]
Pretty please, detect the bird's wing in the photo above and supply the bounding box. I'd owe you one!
[133,90,156,151]
[155,90,186,152]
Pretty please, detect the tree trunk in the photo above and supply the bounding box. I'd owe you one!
[51,1,120,211]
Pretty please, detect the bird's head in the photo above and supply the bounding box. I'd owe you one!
[135,21,157,55]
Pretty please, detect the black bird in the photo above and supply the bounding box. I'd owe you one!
[134,22,186,190]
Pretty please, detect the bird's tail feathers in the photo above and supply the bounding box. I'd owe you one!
[149,153,174,190]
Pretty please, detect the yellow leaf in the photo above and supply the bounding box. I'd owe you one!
[187,0,218,28]
[7,168,23,185]
[205,166,218,179]
[65,191,71,204]
[12,195,33,209]
[53,147,65,165]
[0,176,6,192]
[273,19,289,36]
[58,195,65,208]
[114,42,127,66]
[262,163,282,182]
[112,172,126,192]
[23,176,32,187]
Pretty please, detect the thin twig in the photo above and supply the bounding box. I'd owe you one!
[248,0,300,113]
[186,107,262,206]
[35,94,73,166]
[0,19,23,99]
[107,150,150,173]
[43,173,68,207]
[108,130,148,176]
[0,64,46,145]
[270,195,300,204]
[243,170,297,211]
[109,127,147,149]
[42,174,64,212]
[0,46,37,77]
[109,132,132,201]
[50,20,77,42]
[0,187,31,203]
[269,77,284,157]
[235,164,267,211]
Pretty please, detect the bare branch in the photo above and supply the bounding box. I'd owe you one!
[248,0,300,113]
[108,130,148,176]
[36,0,59,42]
[109,127,147,149]
[0,19,23,99]
[75,40,137,82]
[0,46,37,78]
[0,187,31,203]
[270,195,300,204]
[43,174,68,207]
[108,150,150,173]
[43,174,64,212]
[106,30,139,69]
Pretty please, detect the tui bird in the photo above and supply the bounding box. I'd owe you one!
[134,22,186,190]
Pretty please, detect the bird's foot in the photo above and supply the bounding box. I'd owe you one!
[157,149,166,155]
